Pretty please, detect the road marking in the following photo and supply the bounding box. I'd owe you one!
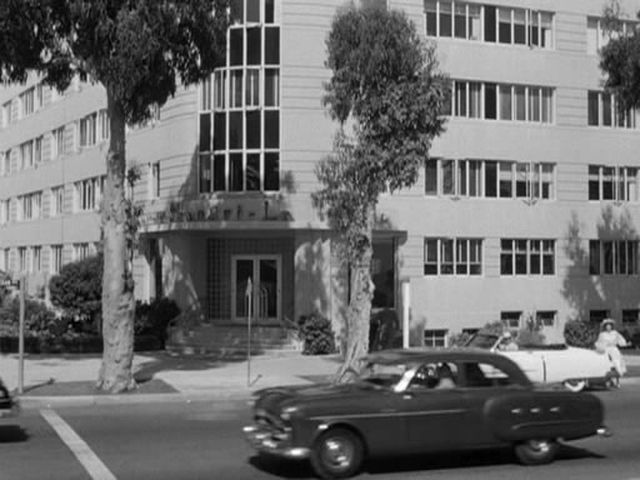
[40,408,117,480]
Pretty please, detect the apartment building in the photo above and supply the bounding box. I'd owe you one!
[1,0,640,348]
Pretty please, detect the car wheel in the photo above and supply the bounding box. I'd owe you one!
[514,439,559,465]
[563,379,586,392]
[310,427,364,479]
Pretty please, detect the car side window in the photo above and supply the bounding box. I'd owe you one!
[409,362,458,390]
[461,362,513,388]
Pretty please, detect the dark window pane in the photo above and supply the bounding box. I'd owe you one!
[603,166,614,200]
[499,9,511,44]
[604,241,614,274]
[265,0,275,23]
[246,111,260,149]
[230,0,243,24]
[230,29,243,66]
[454,5,466,38]
[588,91,599,126]
[229,112,243,149]
[264,111,279,148]
[230,153,243,191]
[213,112,226,150]
[264,153,279,191]
[425,159,437,195]
[246,153,260,191]
[246,0,260,22]
[247,28,261,65]
[485,6,496,42]
[213,154,226,191]
[589,240,600,274]
[515,240,527,274]
[439,3,452,37]
[485,161,497,197]
[588,165,599,200]
[485,83,497,119]
[426,10,437,36]
[265,69,279,107]
[602,93,612,126]
[199,154,211,193]
[199,113,211,152]
[265,27,280,64]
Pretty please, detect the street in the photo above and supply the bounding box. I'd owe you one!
[2,385,640,480]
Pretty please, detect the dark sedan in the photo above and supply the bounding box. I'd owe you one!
[0,376,18,418]
[243,348,610,479]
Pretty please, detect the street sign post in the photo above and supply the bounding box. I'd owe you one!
[246,278,253,387]
[18,276,25,394]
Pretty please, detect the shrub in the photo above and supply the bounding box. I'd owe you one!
[49,254,103,333]
[515,313,545,346]
[564,319,599,348]
[298,312,336,355]
[0,296,59,337]
[448,331,472,347]
[134,297,181,347]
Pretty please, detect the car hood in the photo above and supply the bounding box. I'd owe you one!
[253,381,381,412]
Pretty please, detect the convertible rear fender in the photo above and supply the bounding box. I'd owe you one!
[484,392,604,442]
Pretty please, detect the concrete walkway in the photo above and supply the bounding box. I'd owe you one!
[2,350,640,409]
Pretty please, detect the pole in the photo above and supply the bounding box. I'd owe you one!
[18,275,25,394]
[402,282,410,349]
[246,277,253,387]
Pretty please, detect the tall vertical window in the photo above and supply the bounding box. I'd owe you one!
[199,0,280,194]
[98,109,110,141]
[79,113,97,146]
[73,243,90,261]
[34,136,43,164]
[20,87,35,117]
[51,186,64,216]
[150,162,160,198]
[18,192,42,221]
[52,126,65,159]
[50,245,64,274]
[18,247,28,272]
[75,177,104,211]
[20,140,34,170]
[31,246,42,272]
[0,199,8,224]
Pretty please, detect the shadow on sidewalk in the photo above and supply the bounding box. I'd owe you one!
[133,351,248,382]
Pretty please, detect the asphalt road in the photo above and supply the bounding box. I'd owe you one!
[2,385,640,480]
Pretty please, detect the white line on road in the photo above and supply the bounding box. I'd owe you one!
[40,408,117,480]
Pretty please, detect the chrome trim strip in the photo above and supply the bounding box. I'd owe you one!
[309,409,466,421]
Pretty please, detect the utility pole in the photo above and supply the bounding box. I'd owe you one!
[18,274,26,394]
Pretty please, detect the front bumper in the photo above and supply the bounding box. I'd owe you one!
[243,425,310,459]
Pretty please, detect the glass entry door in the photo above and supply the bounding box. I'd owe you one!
[232,255,281,322]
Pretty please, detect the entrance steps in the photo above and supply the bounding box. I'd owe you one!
[166,323,303,358]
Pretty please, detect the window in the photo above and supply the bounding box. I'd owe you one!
[150,162,160,198]
[34,136,43,164]
[587,16,637,55]
[425,2,554,48]
[590,310,609,324]
[52,126,65,159]
[18,247,28,272]
[75,177,104,211]
[73,243,90,261]
[428,158,554,200]
[0,248,7,271]
[51,186,64,216]
[198,0,280,194]
[424,329,448,347]
[2,149,10,176]
[536,311,556,327]
[0,199,9,224]
[500,239,555,275]
[450,80,553,123]
[501,311,521,331]
[622,309,639,326]
[588,165,639,202]
[2,101,11,127]
[98,110,110,141]
[589,240,639,275]
[20,87,35,117]
[50,245,63,274]
[36,83,44,110]
[588,90,638,128]
[18,192,42,221]
[31,246,42,273]
[424,238,483,276]
[20,140,34,170]
[79,113,97,147]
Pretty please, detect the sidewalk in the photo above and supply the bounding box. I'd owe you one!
[2,350,640,409]
[0,351,342,408]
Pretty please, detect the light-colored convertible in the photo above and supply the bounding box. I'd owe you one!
[466,332,619,392]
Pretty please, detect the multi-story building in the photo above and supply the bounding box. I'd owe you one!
[1,0,640,350]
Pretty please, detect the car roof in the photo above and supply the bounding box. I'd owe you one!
[362,347,532,385]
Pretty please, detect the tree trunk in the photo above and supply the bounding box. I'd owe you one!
[96,89,136,393]
[335,213,374,383]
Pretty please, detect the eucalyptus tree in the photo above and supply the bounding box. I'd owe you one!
[313,2,449,379]
[0,0,229,392]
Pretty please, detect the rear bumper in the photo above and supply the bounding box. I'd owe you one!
[243,425,310,459]
[0,400,20,418]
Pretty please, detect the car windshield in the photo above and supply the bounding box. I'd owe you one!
[466,333,499,349]
[358,362,409,389]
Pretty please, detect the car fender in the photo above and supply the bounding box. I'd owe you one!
[483,392,604,442]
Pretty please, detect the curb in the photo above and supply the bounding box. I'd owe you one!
[16,389,254,410]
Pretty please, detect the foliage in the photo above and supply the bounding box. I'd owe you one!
[599,1,640,115]
[298,312,336,355]
[313,3,449,262]
[0,296,59,337]
[478,321,505,336]
[448,331,472,347]
[49,254,103,332]
[134,297,181,346]
[564,319,600,348]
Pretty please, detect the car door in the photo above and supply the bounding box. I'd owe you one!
[498,350,546,383]
[458,360,525,447]
[399,362,470,453]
